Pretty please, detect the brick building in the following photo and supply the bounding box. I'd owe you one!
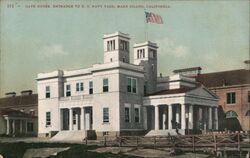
[174,61,250,131]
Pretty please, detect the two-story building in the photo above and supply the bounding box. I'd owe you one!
[37,32,219,140]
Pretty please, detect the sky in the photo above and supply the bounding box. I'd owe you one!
[0,0,249,97]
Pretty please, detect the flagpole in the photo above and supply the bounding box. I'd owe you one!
[144,8,148,41]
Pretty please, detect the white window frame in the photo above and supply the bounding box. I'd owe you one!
[103,78,109,92]
[66,84,71,97]
[76,82,84,92]
[103,107,109,123]
[45,86,50,98]
[227,92,236,104]
[127,77,137,94]
[89,81,93,94]
[134,104,141,123]
[46,112,51,127]
[124,104,131,123]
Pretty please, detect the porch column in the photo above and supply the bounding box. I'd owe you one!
[69,108,73,131]
[198,107,203,129]
[188,105,193,129]
[6,118,10,135]
[162,113,166,130]
[81,107,85,130]
[76,114,79,130]
[208,107,212,130]
[168,105,172,129]
[155,105,159,130]
[59,109,63,130]
[143,107,148,130]
[20,120,23,133]
[214,107,218,130]
[176,105,180,125]
[181,104,186,129]
[12,119,15,134]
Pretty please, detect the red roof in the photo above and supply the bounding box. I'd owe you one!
[196,69,250,88]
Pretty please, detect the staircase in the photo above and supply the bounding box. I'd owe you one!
[145,129,185,136]
[50,130,86,142]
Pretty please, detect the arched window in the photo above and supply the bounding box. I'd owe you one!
[226,111,238,118]
[245,110,250,116]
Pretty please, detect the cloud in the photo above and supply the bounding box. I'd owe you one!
[39,44,68,58]
[156,38,189,58]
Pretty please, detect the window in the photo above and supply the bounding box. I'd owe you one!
[227,92,236,104]
[107,40,115,51]
[27,122,34,132]
[135,108,140,123]
[248,91,250,103]
[103,108,109,123]
[76,82,84,92]
[66,84,71,97]
[137,49,145,59]
[127,77,137,93]
[125,107,130,122]
[89,81,93,94]
[46,112,51,126]
[103,78,109,92]
[246,110,250,116]
[226,111,238,118]
[45,86,50,98]
[119,40,128,51]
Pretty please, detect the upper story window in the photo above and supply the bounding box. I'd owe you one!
[248,91,250,103]
[125,107,130,123]
[127,77,137,94]
[103,78,109,92]
[46,112,51,126]
[137,49,145,59]
[89,81,93,94]
[149,49,157,58]
[134,108,140,123]
[45,86,50,98]
[107,40,115,51]
[76,82,84,92]
[103,108,109,123]
[66,84,71,97]
[227,92,236,104]
[119,40,128,51]
[225,111,238,118]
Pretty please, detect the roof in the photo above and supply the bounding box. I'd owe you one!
[0,94,38,108]
[173,67,202,73]
[145,86,198,96]
[196,69,250,88]
[0,108,37,118]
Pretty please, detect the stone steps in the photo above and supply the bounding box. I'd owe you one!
[50,130,86,142]
[145,129,185,136]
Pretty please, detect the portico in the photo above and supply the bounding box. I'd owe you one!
[144,85,219,135]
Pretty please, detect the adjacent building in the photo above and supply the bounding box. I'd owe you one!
[0,91,38,136]
[37,32,219,139]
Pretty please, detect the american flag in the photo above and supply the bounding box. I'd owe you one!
[145,11,163,24]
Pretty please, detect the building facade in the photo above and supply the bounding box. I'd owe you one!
[0,91,38,136]
[37,32,218,139]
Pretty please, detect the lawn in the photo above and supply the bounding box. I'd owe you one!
[0,142,140,158]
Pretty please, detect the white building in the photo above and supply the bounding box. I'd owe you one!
[37,32,218,139]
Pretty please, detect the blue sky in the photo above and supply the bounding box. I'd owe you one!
[0,0,249,96]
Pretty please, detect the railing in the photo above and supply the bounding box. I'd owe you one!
[86,133,250,153]
[59,95,93,101]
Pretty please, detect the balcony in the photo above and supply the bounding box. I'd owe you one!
[60,95,93,101]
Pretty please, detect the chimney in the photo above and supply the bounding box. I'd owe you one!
[244,60,250,70]
[5,92,16,97]
[21,90,33,96]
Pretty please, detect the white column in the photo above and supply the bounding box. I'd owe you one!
[81,107,85,130]
[69,108,73,131]
[12,120,15,134]
[6,118,10,135]
[214,107,218,130]
[181,104,186,129]
[76,114,79,130]
[20,120,23,133]
[59,109,63,130]
[155,105,159,130]
[176,105,180,124]
[143,107,148,130]
[168,105,172,129]
[188,105,193,129]
[208,107,212,130]
[162,113,166,130]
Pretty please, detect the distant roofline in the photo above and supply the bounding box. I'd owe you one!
[173,67,202,73]
[199,68,247,75]
[103,31,130,39]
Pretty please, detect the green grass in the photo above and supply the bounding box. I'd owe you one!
[0,142,140,158]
